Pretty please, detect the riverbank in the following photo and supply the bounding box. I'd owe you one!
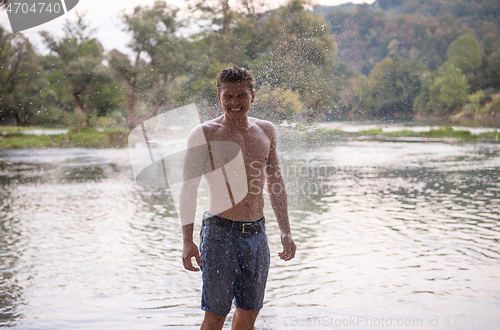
[0,125,499,149]
[0,127,128,149]
[289,124,499,142]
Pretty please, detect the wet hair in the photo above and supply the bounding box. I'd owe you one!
[216,66,255,93]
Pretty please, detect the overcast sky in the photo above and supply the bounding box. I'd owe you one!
[0,0,374,56]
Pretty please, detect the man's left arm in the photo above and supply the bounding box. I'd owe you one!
[265,123,296,261]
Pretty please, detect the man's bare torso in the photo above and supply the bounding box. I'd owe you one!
[201,116,273,221]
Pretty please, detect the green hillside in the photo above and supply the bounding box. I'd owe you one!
[1,0,499,128]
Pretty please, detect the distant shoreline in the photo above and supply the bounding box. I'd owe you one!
[0,124,499,149]
[280,124,500,144]
[0,127,129,149]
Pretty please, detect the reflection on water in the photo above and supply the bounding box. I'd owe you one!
[0,183,24,325]
[0,140,499,329]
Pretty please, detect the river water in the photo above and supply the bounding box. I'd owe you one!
[1,136,499,329]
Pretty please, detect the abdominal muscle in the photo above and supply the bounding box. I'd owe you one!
[206,168,266,221]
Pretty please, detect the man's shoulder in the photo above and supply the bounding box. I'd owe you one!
[251,117,276,138]
[188,118,221,136]
[187,119,222,145]
[250,117,274,130]
[199,117,223,133]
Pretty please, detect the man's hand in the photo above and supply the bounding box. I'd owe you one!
[278,233,296,261]
[183,241,202,271]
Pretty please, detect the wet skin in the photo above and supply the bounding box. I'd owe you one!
[180,81,297,330]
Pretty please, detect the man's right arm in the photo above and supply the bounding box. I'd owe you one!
[180,178,202,270]
[179,125,207,271]
[181,223,202,271]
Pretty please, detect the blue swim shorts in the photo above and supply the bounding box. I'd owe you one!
[200,211,270,317]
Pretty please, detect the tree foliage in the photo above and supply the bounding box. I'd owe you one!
[447,34,481,74]
[368,56,425,117]
[257,0,338,122]
[120,1,190,127]
[41,13,110,127]
[0,27,59,126]
[324,5,477,73]
[437,62,470,112]
[2,0,500,127]
[252,84,303,122]
[414,62,470,115]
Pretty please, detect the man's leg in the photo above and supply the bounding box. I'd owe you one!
[199,217,234,329]
[201,311,226,330]
[231,308,259,330]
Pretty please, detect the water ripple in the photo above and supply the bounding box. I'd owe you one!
[0,143,499,329]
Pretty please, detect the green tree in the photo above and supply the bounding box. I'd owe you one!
[437,62,470,112]
[189,0,231,63]
[479,47,500,89]
[183,55,227,121]
[368,56,425,117]
[87,78,125,118]
[39,54,76,117]
[0,27,58,126]
[322,3,475,73]
[41,13,110,128]
[468,90,484,119]
[446,33,481,88]
[187,0,274,67]
[108,49,142,128]
[414,62,470,115]
[447,34,482,70]
[338,74,372,119]
[413,72,439,115]
[121,1,189,123]
[258,0,338,122]
[251,84,303,122]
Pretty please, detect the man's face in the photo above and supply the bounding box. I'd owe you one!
[217,82,255,119]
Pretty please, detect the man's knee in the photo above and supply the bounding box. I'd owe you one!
[232,307,260,330]
[235,307,259,318]
[201,311,226,330]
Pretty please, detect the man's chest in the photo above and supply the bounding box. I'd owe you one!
[206,129,271,169]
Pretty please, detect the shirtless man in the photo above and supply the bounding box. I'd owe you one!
[180,66,296,330]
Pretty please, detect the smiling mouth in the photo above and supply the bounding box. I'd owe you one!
[229,107,244,112]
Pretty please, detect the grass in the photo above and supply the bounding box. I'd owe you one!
[478,131,500,139]
[281,124,499,144]
[424,127,473,138]
[1,125,499,149]
[0,127,129,149]
[385,130,421,137]
[358,128,383,135]
[328,126,499,140]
